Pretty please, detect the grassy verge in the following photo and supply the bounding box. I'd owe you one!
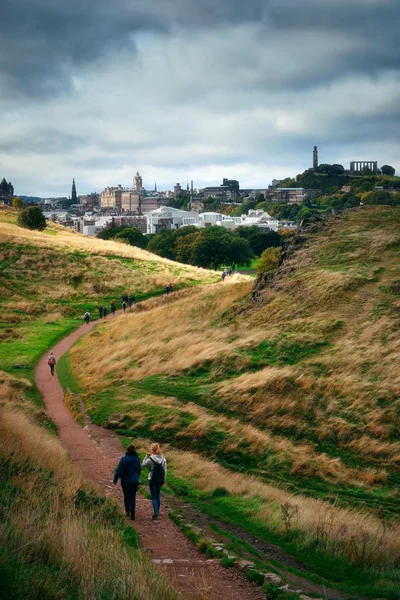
[163,471,399,599]
[0,405,176,600]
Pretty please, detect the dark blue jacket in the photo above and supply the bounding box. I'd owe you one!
[113,454,141,484]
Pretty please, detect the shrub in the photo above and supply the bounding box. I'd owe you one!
[257,247,281,273]
[220,556,235,568]
[211,487,230,498]
[17,206,46,230]
[246,569,265,586]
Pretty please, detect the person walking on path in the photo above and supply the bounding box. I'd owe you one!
[110,301,116,317]
[122,300,127,313]
[84,311,90,325]
[113,445,141,520]
[142,443,167,520]
[47,351,57,376]
[103,306,108,318]
[99,305,104,319]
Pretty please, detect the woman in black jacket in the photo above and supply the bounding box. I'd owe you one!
[113,445,141,520]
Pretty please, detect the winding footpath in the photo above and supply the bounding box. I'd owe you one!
[35,314,265,600]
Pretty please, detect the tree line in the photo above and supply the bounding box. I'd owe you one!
[98,224,282,270]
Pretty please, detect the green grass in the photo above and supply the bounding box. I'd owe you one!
[163,472,400,599]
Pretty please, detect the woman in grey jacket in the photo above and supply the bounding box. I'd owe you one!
[142,443,167,520]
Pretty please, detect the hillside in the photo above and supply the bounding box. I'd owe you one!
[0,206,218,393]
[66,206,400,598]
[280,171,399,194]
[0,207,218,599]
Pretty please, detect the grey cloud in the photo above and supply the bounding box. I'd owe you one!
[1,0,399,98]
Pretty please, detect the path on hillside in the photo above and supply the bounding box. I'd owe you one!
[35,313,265,600]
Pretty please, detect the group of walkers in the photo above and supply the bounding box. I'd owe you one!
[221,268,233,281]
[98,295,136,318]
[113,442,167,521]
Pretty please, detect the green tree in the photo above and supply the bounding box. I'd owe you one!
[174,231,199,264]
[381,165,395,176]
[191,227,253,270]
[257,247,281,273]
[12,197,23,210]
[236,226,281,256]
[146,226,198,260]
[17,206,46,230]
[147,230,177,259]
[359,181,374,193]
[114,228,147,248]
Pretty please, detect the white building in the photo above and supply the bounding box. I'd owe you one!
[198,212,242,230]
[240,210,280,232]
[145,206,199,234]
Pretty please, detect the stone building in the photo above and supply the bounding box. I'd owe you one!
[174,183,182,198]
[100,185,140,212]
[133,171,143,192]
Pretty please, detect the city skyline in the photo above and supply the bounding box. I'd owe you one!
[1,0,399,197]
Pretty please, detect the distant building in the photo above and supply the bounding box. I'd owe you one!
[0,178,14,205]
[174,183,182,198]
[271,179,283,188]
[100,185,140,213]
[71,179,78,203]
[79,192,100,208]
[265,187,306,204]
[198,212,241,230]
[349,161,378,174]
[203,178,240,202]
[313,146,319,171]
[145,206,199,234]
[241,210,280,232]
[133,171,143,192]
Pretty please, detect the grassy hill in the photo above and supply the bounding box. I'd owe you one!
[280,171,399,194]
[0,206,218,599]
[0,206,218,416]
[66,206,400,598]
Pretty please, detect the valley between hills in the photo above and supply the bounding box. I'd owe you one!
[1,205,399,599]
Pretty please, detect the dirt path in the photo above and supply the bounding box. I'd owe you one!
[35,314,265,600]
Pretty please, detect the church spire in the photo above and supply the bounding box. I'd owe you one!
[71,178,77,203]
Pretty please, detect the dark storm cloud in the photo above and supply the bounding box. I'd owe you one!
[1,0,399,98]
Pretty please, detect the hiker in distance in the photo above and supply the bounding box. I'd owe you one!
[113,445,141,521]
[47,351,56,376]
[99,305,104,319]
[142,443,167,520]
[110,301,116,316]
[84,310,90,325]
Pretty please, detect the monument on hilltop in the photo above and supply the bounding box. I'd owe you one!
[349,161,378,174]
[313,146,318,171]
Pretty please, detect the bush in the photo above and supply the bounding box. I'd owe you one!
[220,556,235,568]
[211,487,230,498]
[17,206,46,230]
[257,247,281,273]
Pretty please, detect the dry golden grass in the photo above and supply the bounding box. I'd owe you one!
[71,282,253,385]
[0,217,219,280]
[0,406,175,600]
[135,440,400,569]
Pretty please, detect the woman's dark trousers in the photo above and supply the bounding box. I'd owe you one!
[149,482,162,515]
[122,482,139,518]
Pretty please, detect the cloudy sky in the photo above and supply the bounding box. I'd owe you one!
[1,0,399,197]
